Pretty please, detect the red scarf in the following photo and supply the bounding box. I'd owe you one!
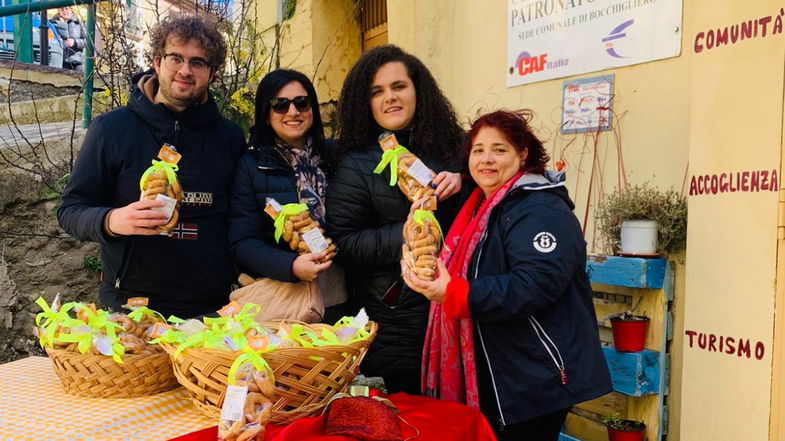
[422,171,524,408]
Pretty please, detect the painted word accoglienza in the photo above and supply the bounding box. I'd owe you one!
[688,169,778,196]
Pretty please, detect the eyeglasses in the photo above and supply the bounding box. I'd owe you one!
[161,53,212,74]
[270,96,311,114]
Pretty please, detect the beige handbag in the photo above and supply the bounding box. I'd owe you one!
[230,274,324,323]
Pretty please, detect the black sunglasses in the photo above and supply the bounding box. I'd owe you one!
[270,96,311,114]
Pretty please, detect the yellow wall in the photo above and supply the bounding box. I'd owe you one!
[681,1,782,440]
[387,1,783,440]
[389,1,690,250]
[388,1,691,438]
[277,0,361,102]
[249,0,785,438]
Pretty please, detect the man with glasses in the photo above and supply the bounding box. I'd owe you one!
[58,15,246,318]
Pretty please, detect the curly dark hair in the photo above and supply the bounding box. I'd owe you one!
[467,110,550,175]
[148,15,227,71]
[336,45,464,161]
[250,69,326,156]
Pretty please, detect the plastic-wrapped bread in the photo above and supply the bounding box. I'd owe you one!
[218,355,275,441]
[374,132,438,210]
[139,155,183,235]
[265,198,336,262]
[402,210,443,281]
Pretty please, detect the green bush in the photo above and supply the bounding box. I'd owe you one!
[596,184,687,255]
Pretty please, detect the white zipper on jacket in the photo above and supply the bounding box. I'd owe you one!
[476,323,507,430]
[472,229,507,429]
[528,316,568,385]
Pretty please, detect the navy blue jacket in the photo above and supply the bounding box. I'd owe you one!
[466,172,612,427]
[326,130,465,377]
[228,141,335,281]
[57,74,245,318]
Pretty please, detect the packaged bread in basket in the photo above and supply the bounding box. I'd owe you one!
[157,302,377,425]
[265,198,336,262]
[35,296,178,398]
[217,349,276,441]
[402,209,443,281]
[374,131,438,210]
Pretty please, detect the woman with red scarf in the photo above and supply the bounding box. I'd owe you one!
[402,110,611,441]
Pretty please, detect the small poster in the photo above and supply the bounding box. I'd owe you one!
[561,75,614,134]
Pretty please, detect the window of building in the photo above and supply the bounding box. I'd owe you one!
[361,0,387,51]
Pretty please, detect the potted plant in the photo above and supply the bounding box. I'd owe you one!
[596,183,687,256]
[604,413,646,441]
[609,311,650,352]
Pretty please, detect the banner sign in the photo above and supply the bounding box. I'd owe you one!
[507,0,683,87]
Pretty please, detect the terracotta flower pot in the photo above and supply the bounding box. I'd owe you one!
[607,419,646,441]
[610,314,650,352]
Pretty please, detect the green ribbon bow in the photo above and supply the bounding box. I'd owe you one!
[72,305,125,362]
[35,297,79,348]
[174,327,229,358]
[148,328,186,345]
[319,329,342,345]
[128,306,167,324]
[333,316,372,343]
[139,159,179,191]
[232,303,265,335]
[373,146,410,186]
[273,203,308,242]
[284,324,314,348]
[167,315,185,324]
[228,348,273,386]
[413,209,443,238]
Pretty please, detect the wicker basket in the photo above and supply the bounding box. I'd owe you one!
[46,347,179,398]
[160,321,378,424]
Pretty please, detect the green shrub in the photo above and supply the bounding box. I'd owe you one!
[596,184,687,255]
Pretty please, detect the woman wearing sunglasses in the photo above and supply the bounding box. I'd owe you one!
[229,69,349,321]
[326,45,467,394]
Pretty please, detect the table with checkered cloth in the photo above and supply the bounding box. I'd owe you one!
[0,356,214,441]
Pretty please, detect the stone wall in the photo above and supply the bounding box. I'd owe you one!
[0,133,100,363]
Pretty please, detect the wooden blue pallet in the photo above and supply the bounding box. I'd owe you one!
[586,255,667,289]
[558,433,583,441]
[603,347,660,396]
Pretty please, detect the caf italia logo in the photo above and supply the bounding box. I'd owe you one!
[533,232,557,253]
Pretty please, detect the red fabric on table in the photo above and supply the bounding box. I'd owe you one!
[167,393,497,441]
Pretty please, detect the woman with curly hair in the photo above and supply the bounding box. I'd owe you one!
[402,110,611,440]
[326,45,467,394]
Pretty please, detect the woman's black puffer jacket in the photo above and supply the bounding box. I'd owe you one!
[229,141,335,281]
[326,131,463,377]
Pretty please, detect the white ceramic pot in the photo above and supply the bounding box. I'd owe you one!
[620,220,658,254]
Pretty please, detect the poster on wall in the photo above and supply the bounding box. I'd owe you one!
[507,0,683,87]
[562,75,613,134]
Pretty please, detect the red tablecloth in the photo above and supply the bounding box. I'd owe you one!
[169,393,497,441]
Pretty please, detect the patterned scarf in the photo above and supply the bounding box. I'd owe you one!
[274,137,327,224]
[422,171,524,409]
